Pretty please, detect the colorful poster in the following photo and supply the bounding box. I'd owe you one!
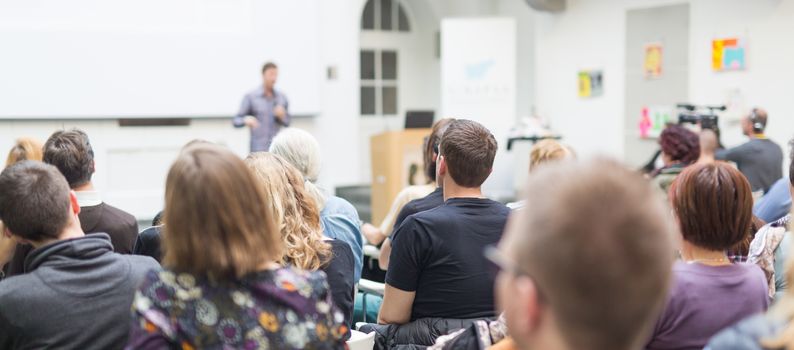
[712,38,746,71]
[639,106,673,138]
[644,43,663,79]
[578,70,603,98]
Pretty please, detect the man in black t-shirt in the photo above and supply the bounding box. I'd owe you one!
[378,120,509,324]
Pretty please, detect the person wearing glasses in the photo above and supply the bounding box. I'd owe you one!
[646,162,769,349]
[432,159,676,350]
[378,120,509,328]
[716,108,783,194]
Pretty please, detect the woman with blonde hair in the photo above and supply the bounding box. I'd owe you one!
[127,144,347,349]
[245,152,355,330]
[5,137,43,167]
[508,139,574,210]
[270,128,363,283]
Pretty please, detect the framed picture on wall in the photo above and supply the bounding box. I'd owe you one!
[644,43,663,79]
[578,70,603,98]
[712,37,747,71]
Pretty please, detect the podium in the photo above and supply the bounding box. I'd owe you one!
[370,129,431,225]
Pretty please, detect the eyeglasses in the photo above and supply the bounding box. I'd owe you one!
[483,245,546,302]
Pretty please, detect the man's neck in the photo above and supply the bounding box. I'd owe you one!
[29,224,85,249]
[442,180,483,201]
[697,154,715,164]
[520,328,572,350]
[265,85,275,97]
[72,182,95,192]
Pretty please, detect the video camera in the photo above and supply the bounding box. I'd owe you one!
[676,103,726,131]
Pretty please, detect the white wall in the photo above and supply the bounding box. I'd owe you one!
[689,0,794,155]
[0,0,323,117]
[534,0,793,174]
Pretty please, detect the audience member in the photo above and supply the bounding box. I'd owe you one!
[127,144,347,349]
[377,118,455,270]
[5,137,43,166]
[0,161,158,348]
[270,128,364,282]
[362,118,454,247]
[6,129,139,277]
[478,159,675,350]
[697,128,719,164]
[646,162,769,349]
[716,108,783,194]
[132,211,163,262]
[245,152,355,330]
[754,177,792,223]
[708,226,794,349]
[132,140,211,263]
[651,125,700,196]
[746,140,794,301]
[2,137,44,274]
[379,119,508,325]
[507,139,574,210]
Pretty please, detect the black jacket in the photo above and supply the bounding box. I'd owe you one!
[359,318,490,350]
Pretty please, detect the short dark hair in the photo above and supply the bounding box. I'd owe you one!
[262,62,278,74]
[439,119,497,187]
[43,129,95,188]
[512,158,674,350]
[0,161,72,242]
[424,118,455,182]
[671,163,753,250]
[659,125,700,164]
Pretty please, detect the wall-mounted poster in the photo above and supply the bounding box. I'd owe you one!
[712,37,746,71]
[639,106,673,138]
[578,70,603,98]
[644,43,663,79]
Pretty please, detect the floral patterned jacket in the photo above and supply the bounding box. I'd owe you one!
[126,267,348,350]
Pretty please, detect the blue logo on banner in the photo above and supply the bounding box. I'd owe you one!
[465,60,494,80]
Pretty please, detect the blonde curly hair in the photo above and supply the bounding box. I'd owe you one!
[244,152,331,271]
[529,139,574,172]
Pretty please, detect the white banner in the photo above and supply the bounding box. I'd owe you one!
[441,18,517,199]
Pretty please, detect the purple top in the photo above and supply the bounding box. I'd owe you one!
[646,261,769,350]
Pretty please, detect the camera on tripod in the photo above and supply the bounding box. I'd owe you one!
[676,103,725,131]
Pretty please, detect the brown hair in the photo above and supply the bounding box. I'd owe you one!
[529,139,573,171]
[509,158,674,350]
[162,144,282,280]
[5,137,43,167]
[244,152,331,271]
[0,161,71,242]
[43,129,94,188]
[423,118,455,182]
[670,163,753,251]
[439,119,497,187]
[262,62,278,74]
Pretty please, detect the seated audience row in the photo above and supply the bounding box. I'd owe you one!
[0,116,791,350]
[6,130,138,277]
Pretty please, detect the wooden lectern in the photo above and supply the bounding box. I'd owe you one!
[370,129,431,225]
